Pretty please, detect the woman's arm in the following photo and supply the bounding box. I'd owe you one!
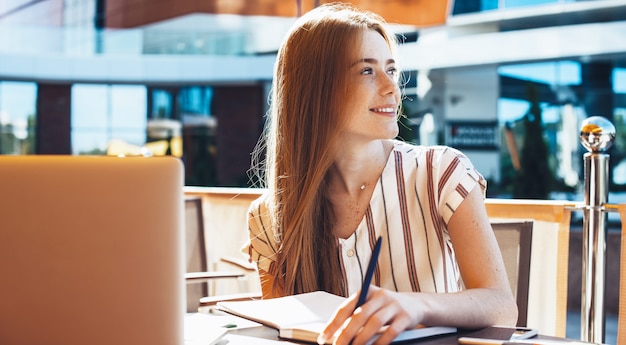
[445,185,518,325]
[318,187,518,345]
[401,185,518,328]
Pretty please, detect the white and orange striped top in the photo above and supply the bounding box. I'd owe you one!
[245,140,486,296]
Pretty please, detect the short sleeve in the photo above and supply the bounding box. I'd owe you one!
[434,147,486,225]
[242,194,280,274]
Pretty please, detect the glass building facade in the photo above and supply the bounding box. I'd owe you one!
[0,0,624,193]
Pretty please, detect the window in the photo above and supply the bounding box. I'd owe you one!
[71,84,147,154]
[498,59,626,194]
[0,81,37,154]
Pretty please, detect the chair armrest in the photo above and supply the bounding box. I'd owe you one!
[220,255,257,272]
[199,292,262,307]
[185,271,245,283]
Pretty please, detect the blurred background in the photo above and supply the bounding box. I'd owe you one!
[0,0,625,200]
[2,1,625,342]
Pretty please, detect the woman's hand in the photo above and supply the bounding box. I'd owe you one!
[317,285,421,345]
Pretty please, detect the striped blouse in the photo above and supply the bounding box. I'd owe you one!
[245,140,486,296]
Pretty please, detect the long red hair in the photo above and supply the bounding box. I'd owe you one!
[251,3,398,296]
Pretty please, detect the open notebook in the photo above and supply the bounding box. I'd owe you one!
[0,155,185,345]
[217,291,457,344]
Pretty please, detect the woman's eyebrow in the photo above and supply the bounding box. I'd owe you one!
[351,58,396,66]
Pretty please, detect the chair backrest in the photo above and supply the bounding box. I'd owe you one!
[491,219,534,327]
[185,197,209,312]
[486,200,572,337]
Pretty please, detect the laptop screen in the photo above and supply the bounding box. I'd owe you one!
[0,155,184,345]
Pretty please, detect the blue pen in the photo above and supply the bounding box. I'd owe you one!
[355,236,383,309]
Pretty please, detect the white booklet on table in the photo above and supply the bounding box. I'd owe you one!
[216,290,456,344]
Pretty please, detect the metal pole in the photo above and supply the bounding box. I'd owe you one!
[578,116,615,344]
[581,152,608,343]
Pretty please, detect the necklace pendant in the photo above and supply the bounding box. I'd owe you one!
[360,184,366,190]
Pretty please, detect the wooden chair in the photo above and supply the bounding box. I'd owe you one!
[486,199,574,337]
[184,197,256,312]
[182,188,551,321]
[191,212,535,316]
[491,219,533,327]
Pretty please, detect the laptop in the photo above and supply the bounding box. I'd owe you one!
[0,155,185,345]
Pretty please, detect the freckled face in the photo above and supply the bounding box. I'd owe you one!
[343,29,401,142]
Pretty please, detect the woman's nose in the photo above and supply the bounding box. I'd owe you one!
[379,74,400,96]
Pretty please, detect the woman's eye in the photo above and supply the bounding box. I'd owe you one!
[361,67,373,75]
[387,67,398,76]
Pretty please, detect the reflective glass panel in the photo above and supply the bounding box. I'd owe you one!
[0,81,37,154]
[72,84,146,154]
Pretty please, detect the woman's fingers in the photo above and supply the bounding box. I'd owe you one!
[369,311,412,345]
[331,287,416,345]
[318,293,359,344]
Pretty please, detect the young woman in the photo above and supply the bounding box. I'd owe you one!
[245,3,518,345]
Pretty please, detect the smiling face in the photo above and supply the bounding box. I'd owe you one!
[342,29,401,143]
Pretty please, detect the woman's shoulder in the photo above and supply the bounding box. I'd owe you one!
[248,190,271,215]
[391,140,468,160]
[247,190,277,240]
